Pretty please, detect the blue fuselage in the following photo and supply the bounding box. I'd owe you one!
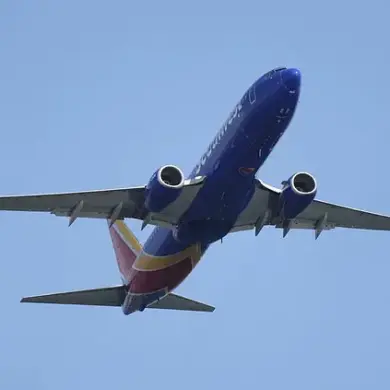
[131,67,301,309]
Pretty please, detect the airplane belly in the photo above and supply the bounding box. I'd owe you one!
[129,254,194,294]
[173,219,233,245]
[173,180,255,245]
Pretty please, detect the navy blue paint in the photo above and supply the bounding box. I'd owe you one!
[145,168,183,213]
[143,67,301,256]
[279,176,317,220]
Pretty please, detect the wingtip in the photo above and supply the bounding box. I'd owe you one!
[20,296,42,303]
[20,297,35,303]
[204,305,216,313]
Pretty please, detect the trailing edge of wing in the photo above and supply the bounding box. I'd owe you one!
[21,285,126,307]
[148,293,215,312]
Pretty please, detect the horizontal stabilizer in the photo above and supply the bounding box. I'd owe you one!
[148,293,215,312]
[21,285,126,307]
[21,287,214,313]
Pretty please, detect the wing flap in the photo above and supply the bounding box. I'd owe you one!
[21,285,126,307]
[148,293,215,312]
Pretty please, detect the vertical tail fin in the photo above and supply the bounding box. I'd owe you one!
[108,220,142,283]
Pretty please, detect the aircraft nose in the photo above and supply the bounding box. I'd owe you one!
[281,68,301,92]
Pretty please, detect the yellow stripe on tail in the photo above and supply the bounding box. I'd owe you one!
[108,220,142,282]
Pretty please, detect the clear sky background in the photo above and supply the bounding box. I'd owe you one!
[0,1,389,389]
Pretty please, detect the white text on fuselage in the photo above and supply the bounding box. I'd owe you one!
[194,102,243,175]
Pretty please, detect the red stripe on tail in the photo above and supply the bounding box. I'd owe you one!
[108,221,142,283]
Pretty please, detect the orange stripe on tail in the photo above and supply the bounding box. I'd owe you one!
[108,220,142,282]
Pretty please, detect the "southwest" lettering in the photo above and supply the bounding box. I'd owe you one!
[194,102,243,175]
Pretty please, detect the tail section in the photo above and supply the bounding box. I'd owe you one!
[21,288,215,313]
[108,220,142,282]
[20,220,215,314]
[21,285,126,307]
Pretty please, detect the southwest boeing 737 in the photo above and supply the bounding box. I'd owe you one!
[2,67,390,314]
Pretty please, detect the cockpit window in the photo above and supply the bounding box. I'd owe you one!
[273,67,287,72]
[261,67,287,81]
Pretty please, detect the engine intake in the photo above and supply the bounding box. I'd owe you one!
[145,165,185,213]
[159,165,183,187]
[280,172,317,220]
[291,172,316,194]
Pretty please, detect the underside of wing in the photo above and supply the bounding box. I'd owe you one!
[296,199,390,231]
[0,187,145,218]
[0,176,206,228]
[233,179,390,237]
[147,293,215,312]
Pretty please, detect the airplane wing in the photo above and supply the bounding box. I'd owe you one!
[232,179,390,238]
[0,176,205,227]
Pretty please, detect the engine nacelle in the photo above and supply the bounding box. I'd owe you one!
[144,165,185,213]
[279,172,317,220]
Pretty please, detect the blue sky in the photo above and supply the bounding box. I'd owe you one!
[1,1,390,388]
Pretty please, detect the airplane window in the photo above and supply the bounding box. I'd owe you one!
[273,67,287,72]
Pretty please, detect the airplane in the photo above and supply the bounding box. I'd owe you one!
[2,66,390,315]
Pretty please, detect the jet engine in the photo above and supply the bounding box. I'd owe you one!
[279,172,317,219]
[144,165,185,213]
